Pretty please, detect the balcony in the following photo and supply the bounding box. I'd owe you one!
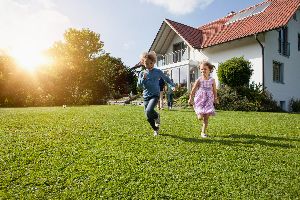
[157,48,189,67]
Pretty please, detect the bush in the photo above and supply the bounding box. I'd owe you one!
[289,98,300,112]
[217,57,253,88]
[216,84,281,112]
[174,91,190,108]
[173,87,187,99]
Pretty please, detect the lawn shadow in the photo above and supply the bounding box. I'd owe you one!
[221,134,300,142]
[160,133,295,149]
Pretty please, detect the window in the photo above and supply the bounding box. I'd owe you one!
[280,101,286,110]
[273,61,284,83]
[189,66,198,83]
[293,13,297,21]
[171,68,179,85]
[173,42,187,63]
[298,34,300,51]
[278,27,290,57]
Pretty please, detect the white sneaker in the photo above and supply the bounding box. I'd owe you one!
[154,114,160,127]
[201,132,208,138]
[154,130,159,136]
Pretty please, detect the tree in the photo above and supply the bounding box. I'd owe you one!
[0,54,36,107]
[47,28,104,105]
[46,28,135,105]
[98,54,136,99]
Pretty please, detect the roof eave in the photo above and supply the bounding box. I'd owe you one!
[149,21,166,52]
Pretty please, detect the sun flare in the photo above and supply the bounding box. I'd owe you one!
[11,49,51,72]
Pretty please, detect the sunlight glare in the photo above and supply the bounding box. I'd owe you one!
[11,49,51,72]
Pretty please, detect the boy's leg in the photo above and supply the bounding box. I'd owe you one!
[145,97,159,131]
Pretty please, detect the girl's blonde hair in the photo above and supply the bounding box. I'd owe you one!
[140,51,157,63]
[199,61,215,72]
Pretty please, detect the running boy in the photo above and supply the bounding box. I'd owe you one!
[137,51,175,136]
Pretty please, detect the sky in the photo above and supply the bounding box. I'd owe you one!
[0,0,264,69]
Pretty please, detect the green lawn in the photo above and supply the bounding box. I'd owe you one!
[0,106,299,199]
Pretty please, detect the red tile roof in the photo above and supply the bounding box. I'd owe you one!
[164,0,300,49]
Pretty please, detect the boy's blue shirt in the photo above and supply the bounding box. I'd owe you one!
[137,67,175,99]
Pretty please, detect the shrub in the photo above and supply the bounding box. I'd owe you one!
[173,87,187,99]
[217,57,253,88]
[174,91,190,108]
[216,84,281,112]
[289,98,300,112]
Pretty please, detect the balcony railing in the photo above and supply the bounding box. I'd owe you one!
[278,40,290,57]
[157,48,188,67]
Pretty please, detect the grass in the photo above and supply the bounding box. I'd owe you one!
[0,105,299,199]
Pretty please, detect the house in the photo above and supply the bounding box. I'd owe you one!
[150,0,300,111]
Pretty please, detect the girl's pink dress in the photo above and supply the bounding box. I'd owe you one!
[194,77,215,117]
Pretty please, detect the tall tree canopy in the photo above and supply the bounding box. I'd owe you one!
[44,28,135,105]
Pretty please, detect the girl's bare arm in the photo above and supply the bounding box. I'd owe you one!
[188,79,200,105]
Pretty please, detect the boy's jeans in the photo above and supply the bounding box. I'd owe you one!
[144,96,159,131]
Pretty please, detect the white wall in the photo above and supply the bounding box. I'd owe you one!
[264,10,300,110]
[198,37,263,87]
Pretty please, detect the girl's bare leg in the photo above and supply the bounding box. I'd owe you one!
[197,114,203,120]
[201,114,209,137]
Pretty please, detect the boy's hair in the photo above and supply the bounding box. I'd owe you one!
[199,61,215,72]
[140,51,157,63]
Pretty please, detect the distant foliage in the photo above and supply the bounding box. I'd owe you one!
[289,98,300,112]
[217,57,253,88]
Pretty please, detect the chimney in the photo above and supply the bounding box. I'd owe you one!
[228,11,236,15]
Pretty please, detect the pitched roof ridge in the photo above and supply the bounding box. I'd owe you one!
[197,15,231,29]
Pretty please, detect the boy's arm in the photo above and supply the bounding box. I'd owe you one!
[160,71,175,88]
[137,71,145,88]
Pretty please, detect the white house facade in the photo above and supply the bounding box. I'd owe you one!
[150,0,300,111]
